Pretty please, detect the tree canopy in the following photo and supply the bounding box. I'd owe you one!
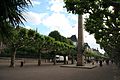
[64,0,120,65]
[3,27,76,67]
[49,30,74,45]
[0,0,31,26]
[0,0,31,41]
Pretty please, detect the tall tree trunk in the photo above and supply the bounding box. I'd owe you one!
[10,48,17,67]
[38,52,41,66]
[64,55,66,64]
[77,15,84,66]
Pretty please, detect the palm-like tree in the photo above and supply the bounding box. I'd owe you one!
[0,0,31,25]
[0,0,31,41]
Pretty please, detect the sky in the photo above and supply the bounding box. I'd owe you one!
[23,0,105,53]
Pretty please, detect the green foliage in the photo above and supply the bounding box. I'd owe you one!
[2,27,76,62]
[49,30,76,55]
[0,23,13,42]
[84,48,103,59]
[0,0,31,26]
[48,30,61,41]
[49,30,74,45]
[0,0,31,41]
[27,29,35,38]
[64,0,120,65]
[6,27,27,51]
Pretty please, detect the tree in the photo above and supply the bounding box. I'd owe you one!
[27,29,46,66]
[60,43,69,64]
[9,27,27,67]
[0,0,31,62]
[34,33,44,66]
[49,31,61,41]
[49,30,76,64]
[62,44,75,64]
[51,41,61,65]
[70,48,77,64]
[0,0,31,40]
[43,36,56,64]
[64,0,120,65]
[49,30,74,45]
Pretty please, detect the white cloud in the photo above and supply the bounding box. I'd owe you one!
[23,12,47,25]
[49,0,64,4]
[48,0,66,13]
[42,13,75,37]
[50,3,64,13]
[31,0,41,6]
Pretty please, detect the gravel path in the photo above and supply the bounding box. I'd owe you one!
[0,62,116,80]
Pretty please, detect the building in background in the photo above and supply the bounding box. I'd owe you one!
[68,35,77,47]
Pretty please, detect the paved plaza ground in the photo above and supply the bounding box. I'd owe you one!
[0,59,119,80]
